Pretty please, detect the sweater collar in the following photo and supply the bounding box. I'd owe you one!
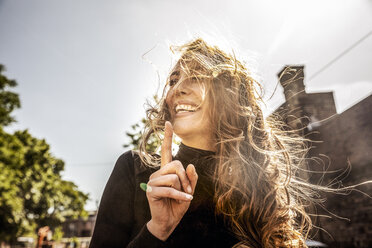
[134,143,216,176]
[175,143,216,165]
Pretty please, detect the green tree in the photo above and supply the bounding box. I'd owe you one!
[123,117,181,154]
[123,95,165,152]
[0,122,89,243]
[0,65,88,242]
[0,65,21,126]
[123,118,161,153]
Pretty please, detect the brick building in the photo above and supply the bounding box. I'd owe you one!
[62,211,97,238]
[274,65,372,247]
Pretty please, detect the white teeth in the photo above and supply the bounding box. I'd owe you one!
[175,104,197,113]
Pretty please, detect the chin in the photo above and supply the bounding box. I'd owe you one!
[170,108,212,142]
[172,119,208,140]
[172,121,195,138]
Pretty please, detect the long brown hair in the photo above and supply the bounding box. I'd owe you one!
[139,38,316,247]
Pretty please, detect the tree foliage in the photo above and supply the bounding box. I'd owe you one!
[123,117,181,154]
[0,65,88,242]
[123,95,165,153]
[123,118,161,153]
[0,65,21,126]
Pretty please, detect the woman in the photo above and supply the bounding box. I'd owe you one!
[90,38,313,247]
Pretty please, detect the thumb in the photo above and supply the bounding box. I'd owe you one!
[186,164,198,194]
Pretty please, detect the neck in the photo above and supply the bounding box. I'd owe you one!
[181,137,216,152]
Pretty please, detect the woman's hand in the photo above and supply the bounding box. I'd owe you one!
[146,121,198,241]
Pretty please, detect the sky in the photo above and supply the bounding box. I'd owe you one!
[0,0,371,210]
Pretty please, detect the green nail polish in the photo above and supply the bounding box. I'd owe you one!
[140,183,147,192]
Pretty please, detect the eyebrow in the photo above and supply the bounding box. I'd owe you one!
[170,70,180,77]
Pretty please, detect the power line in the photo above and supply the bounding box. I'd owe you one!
[309,29,372,81]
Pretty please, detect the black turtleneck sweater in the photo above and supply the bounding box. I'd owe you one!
[89,143,239,248]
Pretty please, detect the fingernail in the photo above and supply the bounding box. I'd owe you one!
[185,194,193,200]
[146,185,153,192]
[187,185,192,194]
[140,183,152,192]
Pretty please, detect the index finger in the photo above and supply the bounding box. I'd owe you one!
[161,121,173,167]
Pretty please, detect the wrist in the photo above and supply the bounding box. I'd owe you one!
[146,219,174,241]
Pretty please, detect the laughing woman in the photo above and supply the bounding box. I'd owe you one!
[89,38,314,248]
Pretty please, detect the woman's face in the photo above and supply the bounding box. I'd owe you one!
[165,66,216,151]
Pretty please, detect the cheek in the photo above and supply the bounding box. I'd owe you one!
[201,110,212,127]
[202,100,215,129]
[194,84,206,101]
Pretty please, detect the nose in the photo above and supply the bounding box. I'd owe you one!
[166,77,192,106]
[174,80,190,96]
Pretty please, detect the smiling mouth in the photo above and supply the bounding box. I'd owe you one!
[174,104,199,114]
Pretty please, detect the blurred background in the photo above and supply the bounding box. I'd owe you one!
[0,0,371,247]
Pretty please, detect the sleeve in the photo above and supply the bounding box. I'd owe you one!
[89,151,167,248]
[127,224,167,248]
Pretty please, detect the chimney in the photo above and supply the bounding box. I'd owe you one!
[277,65,307,130]
[277,65,306,102]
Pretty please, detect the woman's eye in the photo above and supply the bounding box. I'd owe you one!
[169,79,178,86]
